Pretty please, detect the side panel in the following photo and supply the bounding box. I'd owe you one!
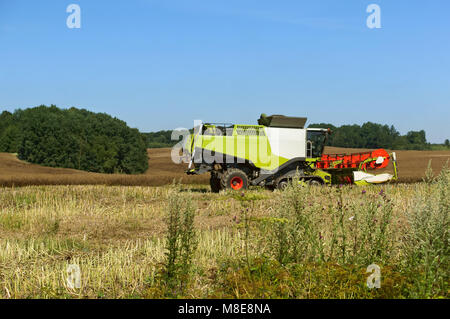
[265,127,306,160]
[194,133,288,171]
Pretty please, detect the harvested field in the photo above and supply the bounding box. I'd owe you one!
[0,171,448,298]
[0,147,448,187]
[0,149,208,187]
[0,148,448,299]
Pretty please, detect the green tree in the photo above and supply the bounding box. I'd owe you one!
[308,122,428,150]
[0,105,148,174]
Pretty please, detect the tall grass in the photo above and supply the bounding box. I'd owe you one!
[163,185,197,296]
[217,167,448,298]
[402,162,449,297]
[0,165,448,298]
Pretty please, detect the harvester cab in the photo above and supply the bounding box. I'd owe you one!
[183,115,398,192]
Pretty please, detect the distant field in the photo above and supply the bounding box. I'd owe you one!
[0,147,448,187]
[0,149,208,187]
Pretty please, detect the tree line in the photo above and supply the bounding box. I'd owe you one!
[141,130,180,148]
[0,106,447,174]
[307,122,443,150]
[143,122,446,150]
[0,105,148,174]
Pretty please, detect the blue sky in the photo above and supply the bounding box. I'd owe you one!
[0,0,449,143]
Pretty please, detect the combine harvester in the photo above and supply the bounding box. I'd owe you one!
[183,115,398,192]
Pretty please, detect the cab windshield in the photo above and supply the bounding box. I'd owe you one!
[306,130,328,158]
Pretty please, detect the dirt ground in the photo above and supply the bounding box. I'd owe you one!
[0,149,208,187]
[0,147,448,186]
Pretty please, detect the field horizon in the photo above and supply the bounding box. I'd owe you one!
[0,147,449,187]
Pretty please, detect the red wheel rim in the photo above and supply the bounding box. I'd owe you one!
[230,176,244,190]
[369,149,390,169]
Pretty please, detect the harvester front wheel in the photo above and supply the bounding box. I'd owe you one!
[221,168,248,191]
[308,179,323,186]
[276,179,289,190]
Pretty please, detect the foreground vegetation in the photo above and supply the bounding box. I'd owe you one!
[0,165,448,299]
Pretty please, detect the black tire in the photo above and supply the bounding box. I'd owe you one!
[277,179,289,190]
[308,179,323,186]
[210,173,222,193]
[221,168,248,191]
